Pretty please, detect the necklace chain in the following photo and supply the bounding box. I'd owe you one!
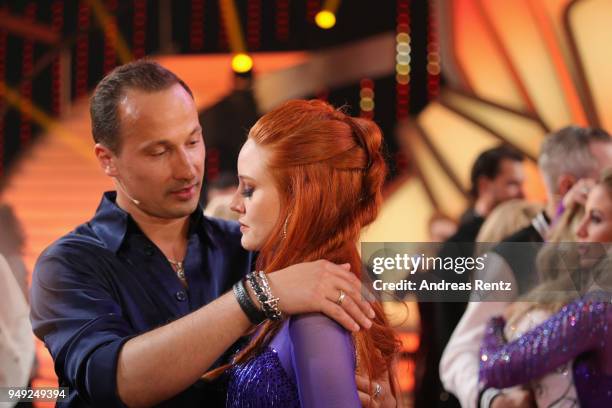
[167,258,186,281]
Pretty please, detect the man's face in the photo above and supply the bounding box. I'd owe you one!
[589,141,612,172]
[488,159,525,206]
[108,84,205,219]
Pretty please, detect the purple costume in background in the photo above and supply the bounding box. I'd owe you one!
[227,313,360,408]
[479,296,612,408]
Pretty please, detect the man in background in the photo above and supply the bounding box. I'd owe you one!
[416,145,525,408]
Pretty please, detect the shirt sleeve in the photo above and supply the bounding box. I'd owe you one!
[0,254,35,388]
[479,298,611,390]
[289,313,360,408]
[439,252,517,408]
[30,249,136,407]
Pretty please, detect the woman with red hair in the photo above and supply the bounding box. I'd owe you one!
[213,99,399,407]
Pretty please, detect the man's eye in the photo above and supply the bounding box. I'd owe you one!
[151,150,167,156]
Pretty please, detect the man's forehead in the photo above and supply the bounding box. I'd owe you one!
[589,141,612,168]
[498,158,524,173]
[116,86,199,145]
[120,85,192,111]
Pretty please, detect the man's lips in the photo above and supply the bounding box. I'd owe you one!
[170,183,197,198]
[239,222,249,232]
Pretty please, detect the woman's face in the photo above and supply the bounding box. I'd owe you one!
[575,185,612,243]
[230,139,282,251]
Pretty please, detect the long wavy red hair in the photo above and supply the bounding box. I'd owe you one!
[207,99,399,391]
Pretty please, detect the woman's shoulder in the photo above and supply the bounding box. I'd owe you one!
[288,313,353,346]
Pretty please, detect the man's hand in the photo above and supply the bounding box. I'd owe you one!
[356,372,397,408]
[268,260,375,332]
[490,388,535,408]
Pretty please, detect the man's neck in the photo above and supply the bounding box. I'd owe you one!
[473,198,491,218]
[116,193,190,259]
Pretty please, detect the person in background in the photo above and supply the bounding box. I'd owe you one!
[428,212,458,243]
[479,168,612,408]
[203,172,240,221]
[475,199,544,256]
[0,204,29,300]
[441,126,612,408]
[0,253,35,407]
[416,145,525,408]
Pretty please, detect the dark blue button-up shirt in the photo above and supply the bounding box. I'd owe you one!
[30,192,253,407]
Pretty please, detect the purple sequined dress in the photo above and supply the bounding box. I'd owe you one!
[479,295,612,408]
[226,313,360,408]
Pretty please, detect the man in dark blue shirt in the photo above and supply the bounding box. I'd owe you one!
[30,60,382,407]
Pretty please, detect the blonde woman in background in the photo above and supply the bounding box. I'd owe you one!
[479,168,612,408]
[475,199,544,255]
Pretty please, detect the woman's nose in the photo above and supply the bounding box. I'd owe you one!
[575,217,588,239]
[229,191,244,214]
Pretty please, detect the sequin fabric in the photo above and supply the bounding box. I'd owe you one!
[226,347,300,408]
[479,296,612,408]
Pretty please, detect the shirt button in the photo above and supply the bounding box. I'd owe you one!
[175,291,187,302]
[144,244,155,256]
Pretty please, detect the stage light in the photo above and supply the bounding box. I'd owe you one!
[315,10,336,29]
[232,53,253,73]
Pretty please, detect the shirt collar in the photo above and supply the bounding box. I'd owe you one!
[531,210,551,240]
[90,191,210,253]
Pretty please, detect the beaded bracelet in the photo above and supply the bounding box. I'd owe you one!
[246,271,283,321]
[257,271,282,321]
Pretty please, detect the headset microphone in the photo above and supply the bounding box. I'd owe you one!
[114,177,141,205]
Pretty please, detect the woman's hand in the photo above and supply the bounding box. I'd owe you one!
[356,371,397,408]
[563,178,596,209]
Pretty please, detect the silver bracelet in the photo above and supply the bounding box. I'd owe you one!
[480,388,504,408]
[257,271,282,321]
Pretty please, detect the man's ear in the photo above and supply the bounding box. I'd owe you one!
[557,174,577,197]
[94,143,118,177]
[477,176,492,199]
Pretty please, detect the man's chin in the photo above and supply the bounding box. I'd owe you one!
[158,200,199,219]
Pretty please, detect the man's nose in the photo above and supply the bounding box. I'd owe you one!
[173,148,197,181]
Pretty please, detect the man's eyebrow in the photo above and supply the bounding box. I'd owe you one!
[189,125,202,136]
[140,139,171,149]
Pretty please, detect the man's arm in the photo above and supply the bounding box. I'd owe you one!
[32,254,374,407]
[117,260,376,407]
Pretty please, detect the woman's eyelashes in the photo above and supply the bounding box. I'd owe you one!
[241,185,254,198]
[590,211,602,224]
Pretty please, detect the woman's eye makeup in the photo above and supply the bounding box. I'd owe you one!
[590,214,602,224]
[241,186,254,197]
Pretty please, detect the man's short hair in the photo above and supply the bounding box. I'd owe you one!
[538,126,611,194]
[469,145,524,198]
[90,59,194,153]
